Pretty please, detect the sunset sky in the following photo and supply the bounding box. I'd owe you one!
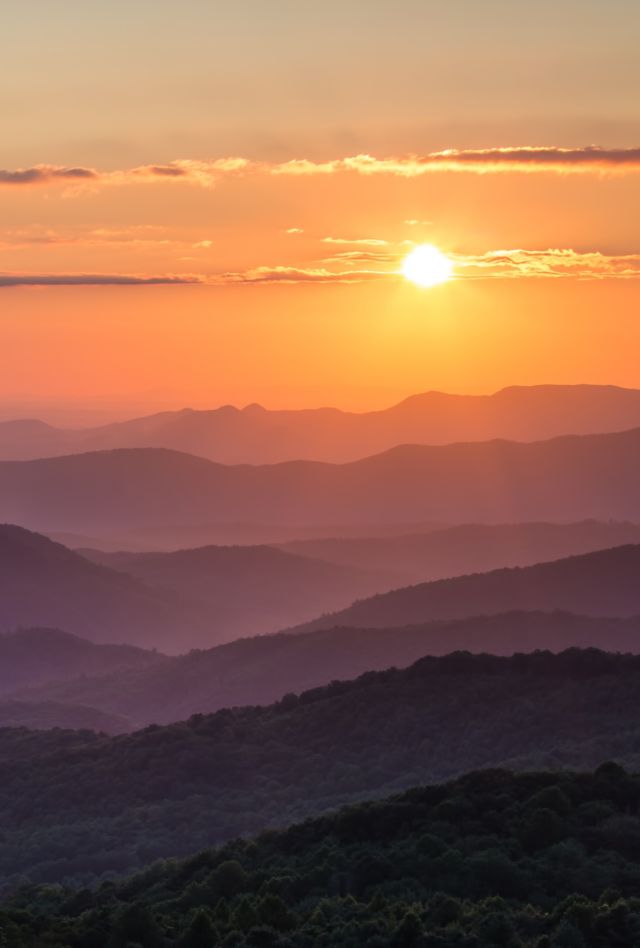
[2,0,640,421]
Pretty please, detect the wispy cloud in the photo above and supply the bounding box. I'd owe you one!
[215,249,640,285]
[212,266,390,285]
[3,147,640,192]
[269,147,640,177]
[0,273,201,287]
[456,248,640,279]
[2,250,638,288]
[321,236,389,246]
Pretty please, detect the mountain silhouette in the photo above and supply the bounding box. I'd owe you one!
[293,543,640,633]
[0,627,166,696]
[278,520,640,583]
[0,525,395,650]
[1,425,639,533]
[2,383,640,463]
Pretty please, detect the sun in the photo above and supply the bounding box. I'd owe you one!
[401,244,453,287]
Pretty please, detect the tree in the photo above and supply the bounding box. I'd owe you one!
[181,910,218,948]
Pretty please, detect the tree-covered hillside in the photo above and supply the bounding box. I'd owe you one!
[4,765,640,947]
[5,649,640,888]
[15,612,640,729]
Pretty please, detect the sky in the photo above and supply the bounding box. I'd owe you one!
[1,0,640,420]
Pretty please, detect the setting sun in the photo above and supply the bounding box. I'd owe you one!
[401,244,454,287]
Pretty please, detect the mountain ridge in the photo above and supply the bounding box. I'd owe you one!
[3,383,640,464]
[1,425,640,532]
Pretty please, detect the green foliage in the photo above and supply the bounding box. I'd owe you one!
[4,648,640,888]
[5,768,640,946]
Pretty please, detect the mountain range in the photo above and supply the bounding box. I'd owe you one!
[3,383,640,464]
[3,647,640,886]
[278,519,640,583]
[0,626,165,695]
[1,424,640,535]
[0,525,391,650]
[10,611,640,730]
[294,542,640,634]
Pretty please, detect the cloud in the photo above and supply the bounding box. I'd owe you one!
[321,236,389,246]
[2,250,638,289]
[218,249,640,286]
[323,250,400,263]
[456,248,640,279]
[0,158,249,191]
[0,273,201,287]
[269,148,640,177]
[213,266,391,285]
[0,166,98,186]
[3,146,640,192]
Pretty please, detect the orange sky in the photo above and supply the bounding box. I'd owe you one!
[2,1,640,420]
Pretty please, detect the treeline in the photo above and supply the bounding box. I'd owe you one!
[3,765,640,946]
[3,649,640,887]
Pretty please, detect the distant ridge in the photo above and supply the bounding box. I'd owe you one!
[2,383,640,463]
[0,524,395,650]
[293,543,640,633]
[1,424,639,531]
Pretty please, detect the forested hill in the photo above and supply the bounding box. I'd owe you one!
[5,648,640,887]
[16,611,640,729]
[4,765,640,947]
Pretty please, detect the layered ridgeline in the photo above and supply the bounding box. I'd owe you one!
[277,519,640,584]
[0,627,165,694]
[294,543,640,634]
[1,427,640,535]
[5,649,640,886]
[11,612,640,730]
[3,765,640,948]
[0,525,391,650]
[2,383,640,463]
[0,699,131,734]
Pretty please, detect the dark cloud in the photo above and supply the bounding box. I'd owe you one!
[0,273,201,287]
[0,166,97,185]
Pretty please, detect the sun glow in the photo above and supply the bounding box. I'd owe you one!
[401,244,453,287]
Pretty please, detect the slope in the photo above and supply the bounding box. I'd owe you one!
[294,543,640,633]
[4,648,640,884]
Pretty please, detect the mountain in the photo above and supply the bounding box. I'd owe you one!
[4,648,640,885]
[294,543,640,634]
[0,524,191,649]
[2,425,640,534]
[3,383,640,463]
[0,699,131,734]
[0,627,165,696]
[77,544,396,645]
[48,518,447,553]
[279,519,640,583]
[0,525,392,651]
[6,766,640,947]
[15,611,640,728]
